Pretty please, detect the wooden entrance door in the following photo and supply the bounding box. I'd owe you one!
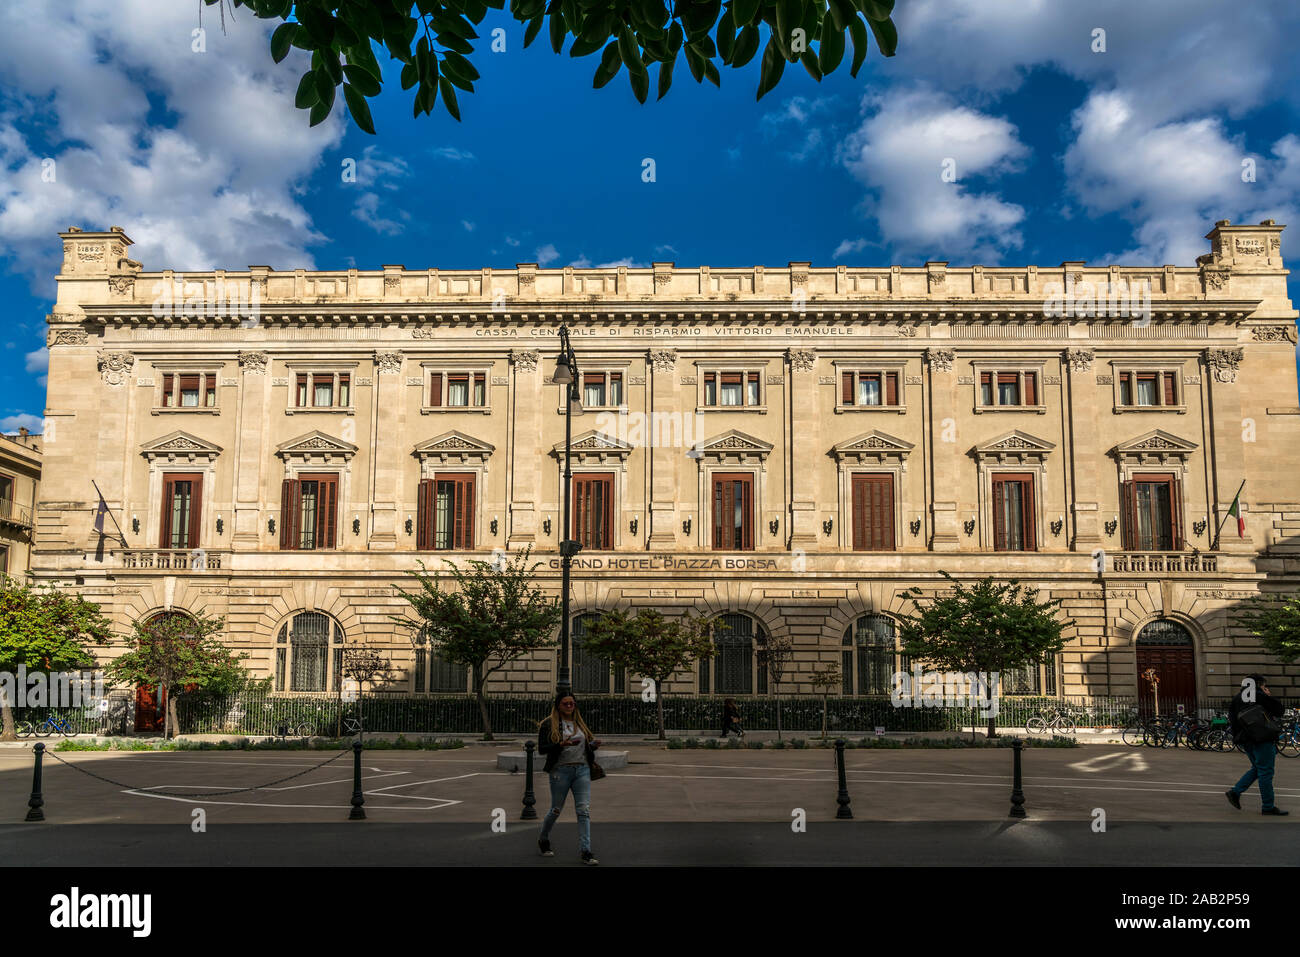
[1136,620,1197,715]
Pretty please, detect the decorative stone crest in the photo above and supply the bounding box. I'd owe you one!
[924,348,955,373]
[1065,348,1094,373]
[374,352,403,374]
[412,327,436,339]
[927,271,946,290]
[384,276,401,292]
[1206,348,1243,383]
[1203,269,1229,290]
[109,276,134,296]
[511,349,540,372]
[97,351,135,386]
[786,349,816,372]
[648,349,676,373]
[517,273,535,288]
[49,328,88,347]
[238,351,269,375]
[1253,325,1297,343]
[897,325,917,337]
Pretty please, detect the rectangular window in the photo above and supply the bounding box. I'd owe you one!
[427,371,489,409]
[413,648,427,693]
[279,474,337,550]
[0,545,9,574]
[179,374,201,407]
[1122,474,1183,550]
[0,474,12,512]
[293,373,352,409]
[702,370,763,407]
[418,474,474,549]
[159,472,202,550]
[997,373,1019,406]
[583,374,606,408]
[711,473,754,550]
[992,473,1035,551]
[850,474,894,551]
[573,473,614,550]
[980,371,1039,407]
[160,372,217,409]
[842,371,900,408]
[1118,371,1179,408]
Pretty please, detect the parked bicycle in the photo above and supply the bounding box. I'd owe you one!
[1026,706,1078,736]
[1275,709,1299,758]
[15,715,77,738]
[272,720,316,738]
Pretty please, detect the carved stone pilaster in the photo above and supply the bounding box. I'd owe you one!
[786,348,816,372]
[238,351,269,375]
[375,352,403,375]
[925,348,955,373]
[511,349,539,373]
[648,349,677,373]
[1065,348,1094,373]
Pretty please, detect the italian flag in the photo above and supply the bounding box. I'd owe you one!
[1227,489,1245,537]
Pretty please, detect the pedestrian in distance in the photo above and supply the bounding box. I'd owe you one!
[720,697,745,739]
[536,693,604,864]
[1226,673,1288,815]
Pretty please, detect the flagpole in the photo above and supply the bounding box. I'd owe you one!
[90,479,130,548]
[1211,479,1246,551]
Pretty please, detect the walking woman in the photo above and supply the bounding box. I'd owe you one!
[537,693,603,864]
[720,697,745,738]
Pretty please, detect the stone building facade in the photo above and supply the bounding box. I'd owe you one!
[0,428,40,576]
[31,221,1300,705]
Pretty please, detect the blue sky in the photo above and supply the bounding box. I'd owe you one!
[2,0,1299,432]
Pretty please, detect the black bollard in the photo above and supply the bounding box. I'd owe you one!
[1009,738,1027,818]
[25,742,45,822]
[521,740,538,820]
[349,740,365,820]
[835,738,853,819]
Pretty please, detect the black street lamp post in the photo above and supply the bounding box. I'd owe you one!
[551,325,584,695]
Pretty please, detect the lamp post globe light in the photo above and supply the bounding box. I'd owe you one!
[554,324,583,696]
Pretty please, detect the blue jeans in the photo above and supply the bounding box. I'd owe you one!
[539,764,591,853]
[1232,741,1278,809]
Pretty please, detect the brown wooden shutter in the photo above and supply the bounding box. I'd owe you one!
[1022,373,1036,406]
[992,479,1006,550]
[1022,477,1036,551]
[296,373,308,407]
[704,372,716,404]
[1119,372,1132,406]
[1171,477,1184,550]
[885,373,898,406]
[280,479,299,550]
[842,372,854,405]
[416,478,434,549]
[851,476,867,550]
[747,372,760,405]
[875,476,895,549]
[159,478,175,548]
[712,478,725,547]
[320,477,337,549]
[1121,480,1136,550]
[474,373,486,405]
[980,371,992,404]
[1163,372,1176,406]
[459,475,474,549]
[429,374,441,407]
[740,477,753,549]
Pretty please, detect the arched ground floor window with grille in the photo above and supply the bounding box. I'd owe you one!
[275,612,345,693]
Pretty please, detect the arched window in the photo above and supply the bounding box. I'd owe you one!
[275,612,345,692]
[412,626,469,694]
[841,615,906,696]
[571,614,625,695]
[700,614,766,696]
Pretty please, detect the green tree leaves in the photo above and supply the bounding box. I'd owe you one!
[205,0,898,130]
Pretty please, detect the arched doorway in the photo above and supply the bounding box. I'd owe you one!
[1136,619,1197,715]
[134,612,192,732]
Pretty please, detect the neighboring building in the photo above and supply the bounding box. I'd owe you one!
[32,222,1300,708]
[0,427,40,576]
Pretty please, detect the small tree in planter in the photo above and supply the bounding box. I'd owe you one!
[809,663,841,740]
[897,573,1073,739]
[756,630,795,740]
[391,548,560,741]
[581,608,716,740]
[107,612,255,739]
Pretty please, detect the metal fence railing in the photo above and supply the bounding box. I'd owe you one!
[15,693,1291,737]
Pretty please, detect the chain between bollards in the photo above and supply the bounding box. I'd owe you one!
[834,738,852,819]
[25,742,45,822]
[348,739,365,820]
[1009,737,1027,818]
[521,740,538,820]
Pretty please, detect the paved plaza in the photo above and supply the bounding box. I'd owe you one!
[1,742,1293,865]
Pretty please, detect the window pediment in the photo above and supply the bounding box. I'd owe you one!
[692,429,774,465]
[831,430,915,466]
[1111,429,1197,467]
[140,430,222,463]
[971,430,1055,465]
[551,430,631,464]
[414,430,495,467]
[276,430,358,466]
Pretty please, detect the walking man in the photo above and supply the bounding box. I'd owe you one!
[1226,673,1288,816]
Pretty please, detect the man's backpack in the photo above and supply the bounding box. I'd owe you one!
[1237,702,1282,743]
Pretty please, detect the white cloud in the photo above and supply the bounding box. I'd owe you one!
[839,88,1028,262]
[762,96,838,163]
[462,220,475,232]
[535,243,560,266]
[505,236,521,247]
[347,145,410,234]
[0,0,344,289]
[24,345,47,389]
[0,413,43,433]
[832,238,871,259]
[431,146,476,162]
[351,192,405,236]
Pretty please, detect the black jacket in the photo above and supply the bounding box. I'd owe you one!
[537,721,599,773]
[1228,687,1285,743]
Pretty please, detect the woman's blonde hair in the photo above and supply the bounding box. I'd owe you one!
[538,694,594,743]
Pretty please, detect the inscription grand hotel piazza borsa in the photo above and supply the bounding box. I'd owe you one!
[33,220,1300,703]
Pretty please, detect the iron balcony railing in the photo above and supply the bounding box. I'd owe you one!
[0,498,33,530]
